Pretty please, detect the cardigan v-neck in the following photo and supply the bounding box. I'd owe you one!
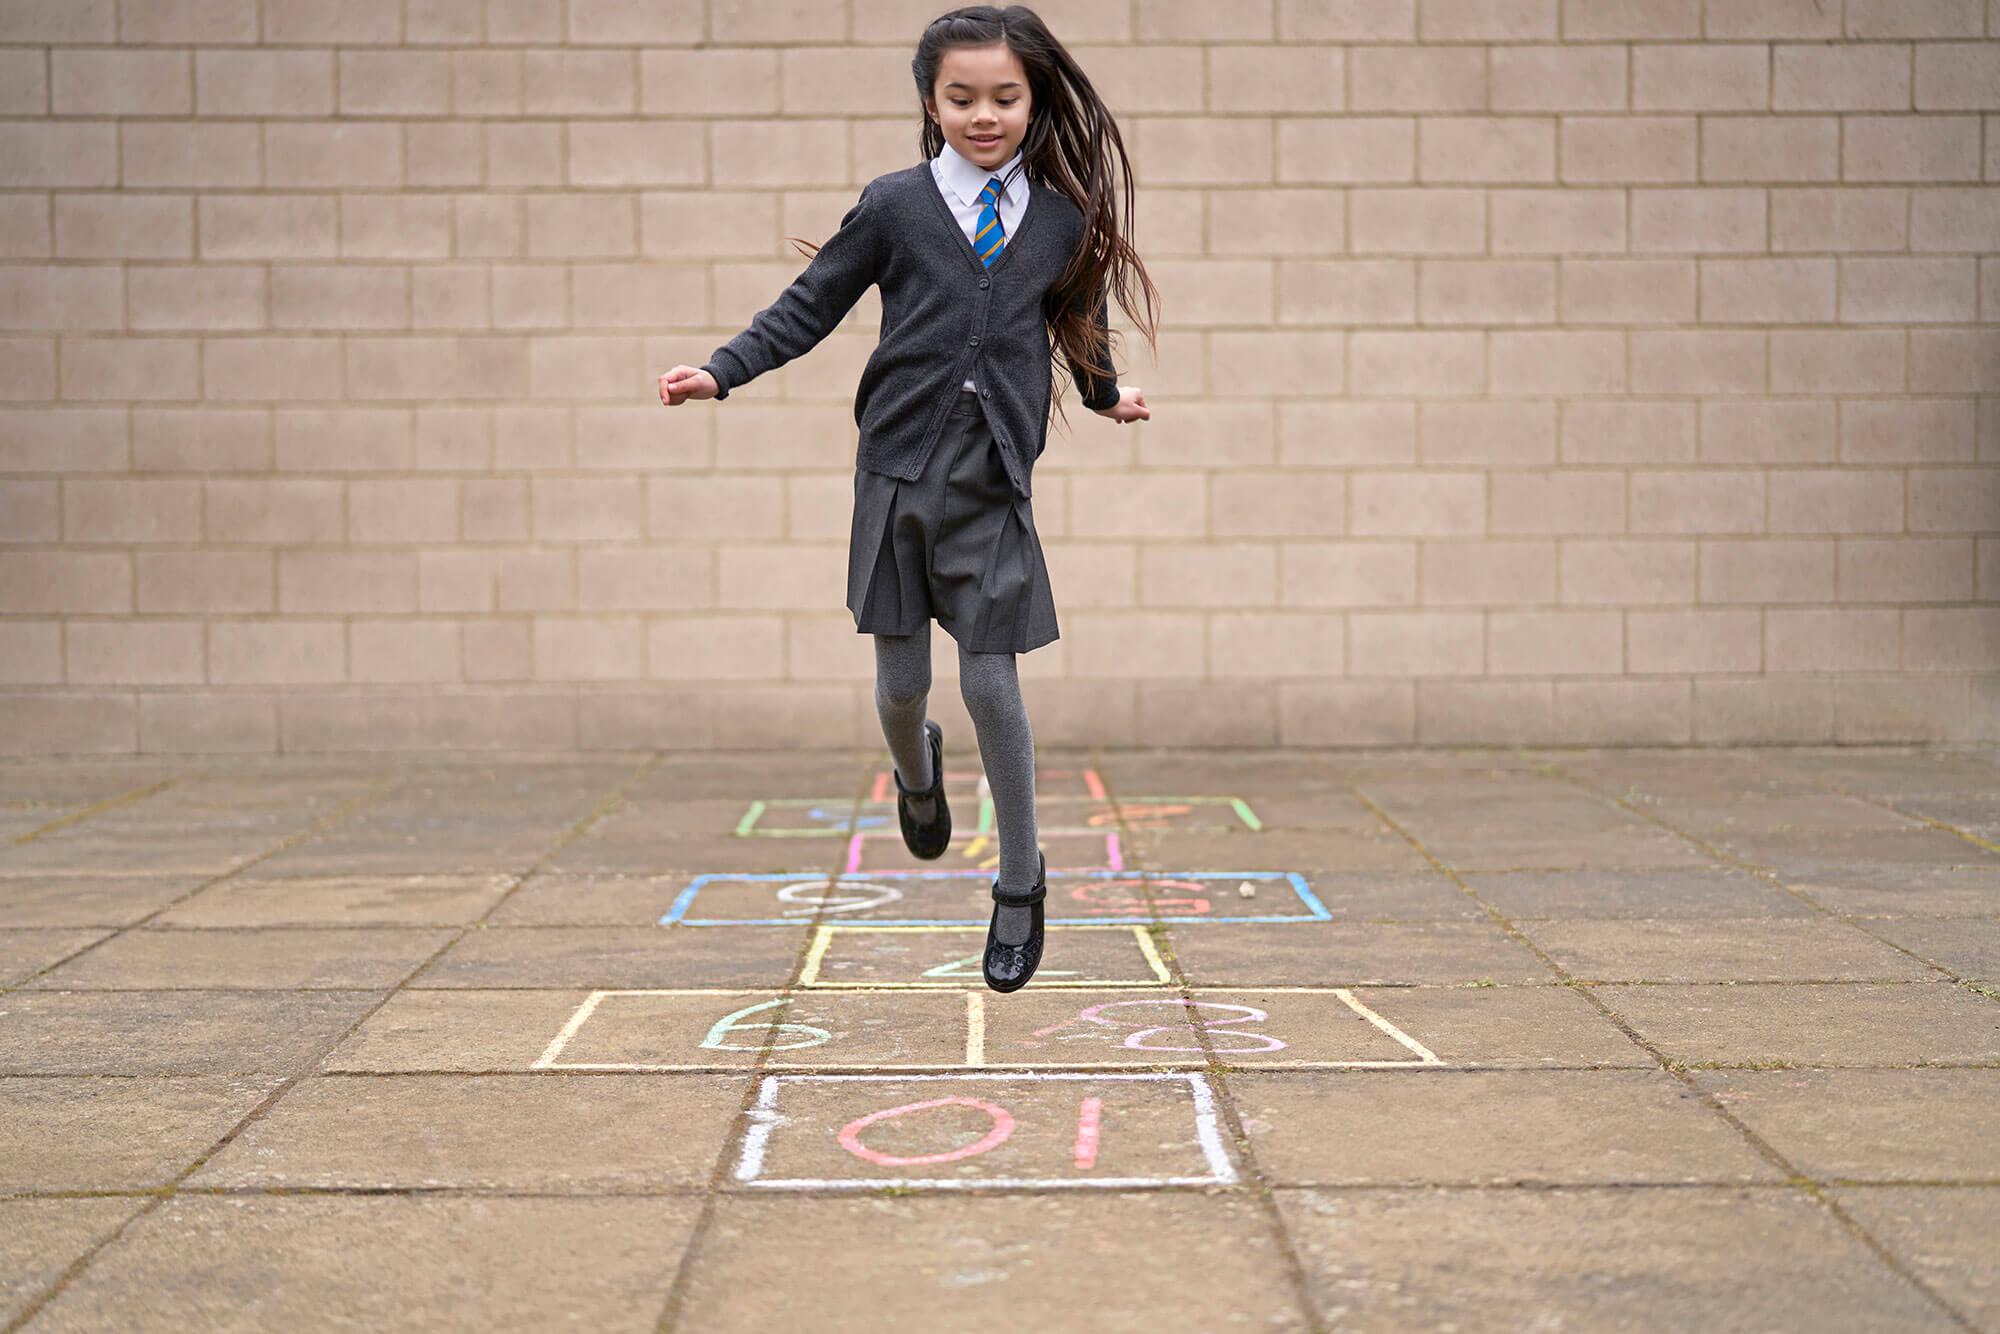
[700,162,1121,501]
[921,150,1042,280]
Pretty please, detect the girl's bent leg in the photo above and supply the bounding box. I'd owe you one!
[958,643,1039,945]
[874,632,935,817]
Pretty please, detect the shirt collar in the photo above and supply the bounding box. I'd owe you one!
[934,140,1025,210]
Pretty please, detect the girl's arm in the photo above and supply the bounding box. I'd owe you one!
[1062,283,1122,412]
[1060,284,1148,423]
[697,183,882,401]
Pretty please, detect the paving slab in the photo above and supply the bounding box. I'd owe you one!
[1750,748,2000,798]
[1864,918,2000,982]
[1463,868,1818,919]
[1521,917,1939,983]
[1780,864,2000,917]
[0,873,209,927]
[1722,828,2000,879]
[0,832,277,875]
[1166,920,1551,986]
[1263,870,1485,920]
[1693,1068,2000,1182]
[417,925,808,988]
[24,1196,699,1333]
[1,1075,280,1191]
[1832,1187,2000,1331]
[1883,795,2000,840]
[547,831,848,875]
[1597,982,2000,1067]
[189,1073,748,1191]
[0,1198,148,1326]
[675,1193,1307,1331]
[0,928,110,986]
[490,872,695,925]
[156,874,517,927]
[631,751,869,801]
[1275,1186,1956,1331]
[324,988,598,1072]
[1123,826,1436,874]
[1295,984,1653,1069]
[0,990,385,1075]
[1233,1069,1780,1186]
[26,926,454,989]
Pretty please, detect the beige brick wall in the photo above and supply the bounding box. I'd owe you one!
[1,0,1996,752]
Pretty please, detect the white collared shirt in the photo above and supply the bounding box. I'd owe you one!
[931,141,1028,391]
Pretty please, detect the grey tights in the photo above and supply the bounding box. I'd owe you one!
[874,631,1040,946]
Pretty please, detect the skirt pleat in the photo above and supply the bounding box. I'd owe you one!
[846,389,1059,654]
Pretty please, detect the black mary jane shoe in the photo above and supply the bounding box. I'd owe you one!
[893,719,951,860]
[982,850,1047,994]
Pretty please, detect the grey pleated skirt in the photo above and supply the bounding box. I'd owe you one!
[846,388,1060,654]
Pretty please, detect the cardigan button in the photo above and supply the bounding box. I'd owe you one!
[967,335,980,346]
[978,278,990,289]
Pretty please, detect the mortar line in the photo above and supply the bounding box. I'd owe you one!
[9,773,186,845]
[1095,753,1331,1334]
[651,747,871,1334]
[2,753,663,1334]
[14,1177,2000,1206]
[1334,753,1979,1334]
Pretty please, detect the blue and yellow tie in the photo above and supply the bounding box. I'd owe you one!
[974,176,1007,267]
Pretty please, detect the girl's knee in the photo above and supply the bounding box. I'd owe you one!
[876,677,929,710]
[957,649,1020,715]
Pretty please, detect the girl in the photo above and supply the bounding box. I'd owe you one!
[659,6,1158,993]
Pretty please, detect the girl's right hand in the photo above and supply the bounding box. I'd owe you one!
[659,365,717,406]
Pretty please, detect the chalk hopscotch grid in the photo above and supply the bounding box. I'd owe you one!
[658,870,1333,926]
[732,792,1261,838]
[795,923,1174,989]
[531,986,1443,1072]
[730,1071,1239,1191]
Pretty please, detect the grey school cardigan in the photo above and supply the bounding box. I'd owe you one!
[699,161,1120,500]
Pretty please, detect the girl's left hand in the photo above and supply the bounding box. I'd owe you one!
[1096,385,1149,425]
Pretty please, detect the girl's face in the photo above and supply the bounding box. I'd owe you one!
[926,42,1032,172]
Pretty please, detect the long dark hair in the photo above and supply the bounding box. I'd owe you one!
[913,6,1159,418]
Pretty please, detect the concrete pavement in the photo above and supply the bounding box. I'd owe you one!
[2,745,1997,1331]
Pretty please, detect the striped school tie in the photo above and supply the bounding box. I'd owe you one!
[975,176,1007,266]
